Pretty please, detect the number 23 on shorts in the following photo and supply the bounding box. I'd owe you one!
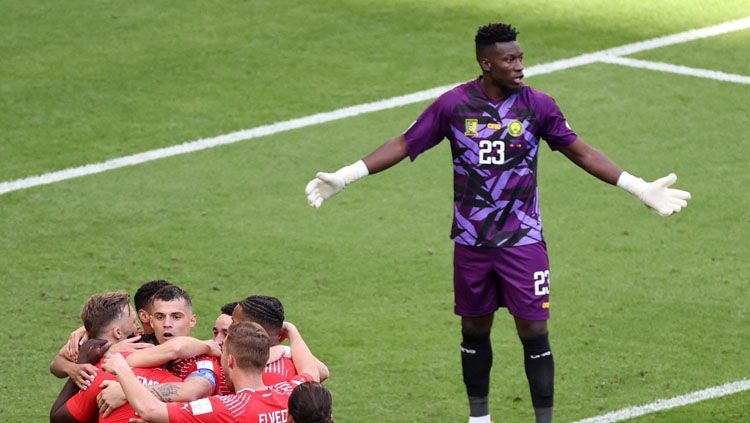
[533,270,550,296]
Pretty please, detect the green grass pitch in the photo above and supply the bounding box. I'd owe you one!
[1,1,748,421]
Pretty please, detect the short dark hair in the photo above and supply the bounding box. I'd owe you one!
[289,382,334,423]
[221,302,238,316]
[236,296,284,334]
[80,291,131,339]
[134,280,172,312]
[149,285,192,308]
[475,23,519,56]
[225,322,270,371]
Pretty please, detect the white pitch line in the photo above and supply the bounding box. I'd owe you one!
[600,56,750,84]
[0,84,456,196]
[1,16,749,197]
[574,378,750,422]
[598,17,750,57]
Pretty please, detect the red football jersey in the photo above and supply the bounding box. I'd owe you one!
[262,357,298,386]
[169,354,228,395]
[66,354,181,423]
[166,374,312,423]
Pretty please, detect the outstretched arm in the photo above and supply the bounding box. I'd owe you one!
[559,138,691,216]
[558,138,622,184]
[305,135,409,208]
[362,135,409,174]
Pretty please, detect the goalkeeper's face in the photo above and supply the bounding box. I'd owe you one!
[479,41,525,93]
[150,298,197,344]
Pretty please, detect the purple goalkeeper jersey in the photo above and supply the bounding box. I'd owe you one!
[404,77,577,247]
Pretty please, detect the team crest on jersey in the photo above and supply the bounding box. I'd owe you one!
[508,120,524,137]
[464,119,478,136]
[487,122,502,130]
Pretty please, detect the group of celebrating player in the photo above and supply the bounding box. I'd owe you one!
[49,280,332,422]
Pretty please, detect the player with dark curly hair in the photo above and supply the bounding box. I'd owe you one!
[289,381,333,423]
[233,295,286,343]
[233,295,330,385]
[305,22,690,423]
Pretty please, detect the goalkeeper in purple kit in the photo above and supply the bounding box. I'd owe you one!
[305,23,690,423]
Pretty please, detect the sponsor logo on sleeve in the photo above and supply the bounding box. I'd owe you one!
[189,398,213,416]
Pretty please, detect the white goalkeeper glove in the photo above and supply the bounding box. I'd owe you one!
[617,171,691,216]
[305,160,369,208]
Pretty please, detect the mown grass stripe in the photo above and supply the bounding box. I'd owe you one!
[1,16,748,198]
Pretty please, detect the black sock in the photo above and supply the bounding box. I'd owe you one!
[461,331,492,416]
[520,332,554,410]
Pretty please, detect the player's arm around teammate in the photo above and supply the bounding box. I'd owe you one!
[50,339,111,423]
[50,320,154,391]
[283,321,322,382]
[103,321,323,422]
[50,350,98,391]
[101,353,169,423]
[124,335,220,367]
[95,336,222,415]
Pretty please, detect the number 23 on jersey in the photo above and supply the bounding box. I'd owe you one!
[478,140,505,165]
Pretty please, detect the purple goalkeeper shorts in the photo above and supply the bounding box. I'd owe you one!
[453,241,551,320]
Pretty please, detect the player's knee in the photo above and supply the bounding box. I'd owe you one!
[461,330,492,367]
[461,331,493,396]
[462,315,494,335]
[515,318,547,338]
